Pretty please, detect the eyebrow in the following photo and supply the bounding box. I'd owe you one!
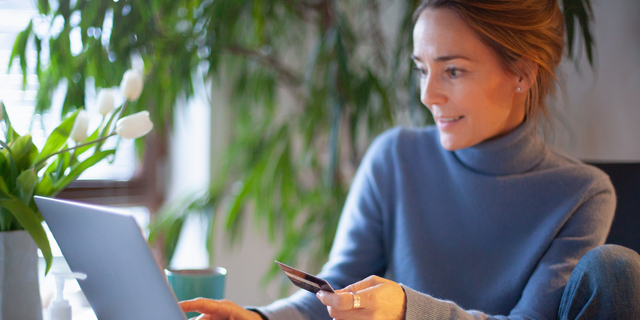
[411,54,471,62]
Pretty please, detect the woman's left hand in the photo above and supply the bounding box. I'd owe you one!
[315,275,406,320]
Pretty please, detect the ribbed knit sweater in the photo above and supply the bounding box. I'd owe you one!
[255,122,616,320]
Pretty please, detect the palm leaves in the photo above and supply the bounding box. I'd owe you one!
[564,0,595,66]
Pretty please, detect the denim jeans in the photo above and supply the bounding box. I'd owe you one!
[558,244,640,319]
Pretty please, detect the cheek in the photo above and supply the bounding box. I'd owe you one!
[450,85,482,113]
[461,79,513,116]
[493,82,516,105]
[485,72,517,105]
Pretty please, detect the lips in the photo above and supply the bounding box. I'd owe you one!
[435,115,464,129]
[438,116,464,123]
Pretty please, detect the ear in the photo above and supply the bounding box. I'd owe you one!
[513,58,538,92]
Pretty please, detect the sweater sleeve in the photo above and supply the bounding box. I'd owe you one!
[401,177,616,320]
[253,130,399,320]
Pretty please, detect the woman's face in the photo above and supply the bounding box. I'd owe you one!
[412,8,527,151]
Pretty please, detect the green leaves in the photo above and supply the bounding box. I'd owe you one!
[51,149,116,194]
[37,0,50,15]
[0,166,52,273]
[15,170,37,204]
[34,110,79,165]
[9,135,38,173]
[8,20,33,89]
[0,140,19,192]
[1,101,19,142]
[0,195,53,274]
[564,0,595,66]
[149,192,211,266]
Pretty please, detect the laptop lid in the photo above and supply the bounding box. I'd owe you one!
[34,196,187,320]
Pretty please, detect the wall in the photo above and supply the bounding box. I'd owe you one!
[550,0,640,161]
[168,74,284,306]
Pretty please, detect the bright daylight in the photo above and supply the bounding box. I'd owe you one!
[1,0,640,320]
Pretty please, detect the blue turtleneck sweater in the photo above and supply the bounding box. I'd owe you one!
[257,123,616,320]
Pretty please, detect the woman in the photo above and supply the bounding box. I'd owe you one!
[181,1,640,319]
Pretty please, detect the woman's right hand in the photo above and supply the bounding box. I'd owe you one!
[179,298,264,320]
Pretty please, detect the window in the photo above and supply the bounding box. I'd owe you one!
[0,0,164,210]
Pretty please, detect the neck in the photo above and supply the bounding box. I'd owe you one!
[452,121,545,176]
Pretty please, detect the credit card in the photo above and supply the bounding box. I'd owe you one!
[275,261,335,294]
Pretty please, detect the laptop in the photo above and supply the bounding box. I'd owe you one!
[34,196,187,320]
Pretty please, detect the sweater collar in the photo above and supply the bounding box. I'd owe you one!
[451,122,546,176]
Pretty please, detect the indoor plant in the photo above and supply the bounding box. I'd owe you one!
[0,69,152,318]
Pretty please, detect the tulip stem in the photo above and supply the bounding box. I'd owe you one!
[69,150,76,166]
[118,100,130,123]
[33,132,118,170]
[95,99,130,150]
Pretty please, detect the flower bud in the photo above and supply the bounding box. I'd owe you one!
[70,110,90,142]
[120,69,144,101]
[96,89,115,116]
[115,111,153,139]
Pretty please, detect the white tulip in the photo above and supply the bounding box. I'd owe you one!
[96,89,115,116]
[70,110,90,142]
[115,111,153,139]
[120,69,144,101]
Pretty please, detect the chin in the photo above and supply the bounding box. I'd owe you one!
[439,138,461,151]
[438,134,474,151]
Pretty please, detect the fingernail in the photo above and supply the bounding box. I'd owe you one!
[316,291,322,298]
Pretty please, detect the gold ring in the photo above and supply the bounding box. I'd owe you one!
[351,291,361,309]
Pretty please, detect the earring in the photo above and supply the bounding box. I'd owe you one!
[516,87,522,92]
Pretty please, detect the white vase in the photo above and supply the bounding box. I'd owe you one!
[0,230,43,320]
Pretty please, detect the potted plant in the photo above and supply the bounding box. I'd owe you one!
[0,70,152,319]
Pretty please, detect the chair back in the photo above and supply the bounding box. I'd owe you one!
[587,162,640,253]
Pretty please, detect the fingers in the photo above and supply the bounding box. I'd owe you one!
[326,307,370,320]
[179,298,263,320]
[179,298,238,315]
[317,276,386,311]
[316,290,355,311]
[316,288,373,311]
[335,275,384,294]
[321,275,385,311]
[179,298,221,314]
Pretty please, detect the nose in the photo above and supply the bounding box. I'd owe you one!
[420,74,446,107]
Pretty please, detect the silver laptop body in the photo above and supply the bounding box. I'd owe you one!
[34,196,187,320]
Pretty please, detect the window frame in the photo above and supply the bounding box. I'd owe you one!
[57,131,166,212]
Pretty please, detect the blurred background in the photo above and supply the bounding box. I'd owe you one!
[1,0,639,308]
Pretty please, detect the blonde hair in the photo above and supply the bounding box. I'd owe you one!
[414,0,565,124]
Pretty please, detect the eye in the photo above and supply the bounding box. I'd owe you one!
[446,68,464,78]
[413,66,428,77]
